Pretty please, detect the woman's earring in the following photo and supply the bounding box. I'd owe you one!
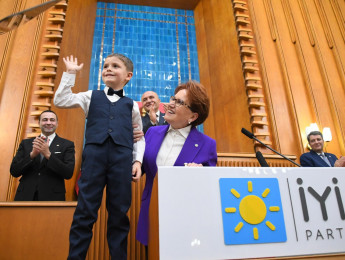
[188,121,191,125]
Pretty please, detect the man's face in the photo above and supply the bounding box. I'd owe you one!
[40,112,58,136]
[141,91,160,112]
[309,134,324,153]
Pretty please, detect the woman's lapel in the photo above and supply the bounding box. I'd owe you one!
[174,127,203,166]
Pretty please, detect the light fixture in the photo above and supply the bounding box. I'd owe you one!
[322,127,332,142]
[305,123,319,137]
[305,123,332,142]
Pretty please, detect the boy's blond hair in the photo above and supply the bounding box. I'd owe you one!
[106,53,133,72]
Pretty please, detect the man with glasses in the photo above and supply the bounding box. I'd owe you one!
[141,91,167,134]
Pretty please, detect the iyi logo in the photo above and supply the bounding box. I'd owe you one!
[297,177,345,222]
[219,178,287,245]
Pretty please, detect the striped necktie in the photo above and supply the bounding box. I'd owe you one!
[320,154,331,167]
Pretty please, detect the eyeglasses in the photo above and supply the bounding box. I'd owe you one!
[169,96,193,111]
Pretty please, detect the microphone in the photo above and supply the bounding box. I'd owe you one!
[241,128,254,139]
[241,128,301,167]
[256,151,269,167]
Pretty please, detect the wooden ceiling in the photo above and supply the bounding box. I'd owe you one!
[100,0,200,10]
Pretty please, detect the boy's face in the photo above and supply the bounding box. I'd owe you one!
[102,56,133,90]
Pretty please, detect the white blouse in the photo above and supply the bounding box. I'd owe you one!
[156,125,191,166]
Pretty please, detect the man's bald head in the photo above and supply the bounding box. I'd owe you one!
[141,91,160,113]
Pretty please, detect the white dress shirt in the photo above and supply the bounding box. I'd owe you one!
[41,133,56,146]
[150,110,161,125]
[54,72,145,163]
[156,125,191,166]
[39,133,55,161]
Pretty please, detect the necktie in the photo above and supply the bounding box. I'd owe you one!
[40,136,49,162]
[107,88,123,97]
[320,154,331,166]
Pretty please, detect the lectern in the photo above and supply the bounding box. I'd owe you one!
[149,167,345,260]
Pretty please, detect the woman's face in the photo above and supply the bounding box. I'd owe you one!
[164,89,198,129]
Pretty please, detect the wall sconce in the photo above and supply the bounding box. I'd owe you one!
[305,123,332,143]
[322,127,332,142]
[305,123,319,137]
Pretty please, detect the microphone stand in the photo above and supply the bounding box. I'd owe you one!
[0,0,62,35]
[252,135,301,167]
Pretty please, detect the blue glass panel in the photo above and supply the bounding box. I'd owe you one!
[89,2,202,131]
[177,9,185,16]
[97,2,105,8]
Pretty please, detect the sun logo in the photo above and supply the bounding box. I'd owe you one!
[219,178,287,245]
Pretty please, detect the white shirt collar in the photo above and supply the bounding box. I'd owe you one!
[168,125,191,139]
[104,86,125,96]
[41,133,56,144]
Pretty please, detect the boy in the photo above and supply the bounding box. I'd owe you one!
[54,54,144,259]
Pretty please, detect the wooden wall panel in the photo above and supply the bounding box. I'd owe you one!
[249,0,305,156]
[0,0,17,95]
[194,2,215,139]
[0,0,46,201]
[289,0,341,151]
[307,0,345,154]
[230,0,275,152]
[0,202,75,260]
[194,0,254,153]
[304,0,345,155]
[248,0,345,160]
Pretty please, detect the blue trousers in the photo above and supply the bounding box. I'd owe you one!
[68,138,132,260]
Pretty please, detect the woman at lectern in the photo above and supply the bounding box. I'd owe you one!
[136,80,217,246]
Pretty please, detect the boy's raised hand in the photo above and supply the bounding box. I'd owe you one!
[63,55,84,74]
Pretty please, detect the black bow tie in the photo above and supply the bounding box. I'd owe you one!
[107,88,123,97]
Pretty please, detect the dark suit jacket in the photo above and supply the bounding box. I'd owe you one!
[10,135,75,201]
[300,150,338,167]
[141,112,167,134]
[136,125,217,245]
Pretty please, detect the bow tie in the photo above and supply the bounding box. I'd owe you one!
[107,88,123,97]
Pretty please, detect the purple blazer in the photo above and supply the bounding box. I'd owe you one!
[136,124,217,245]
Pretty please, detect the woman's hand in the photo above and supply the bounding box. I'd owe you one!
[132,161,142,182]
[184,162,203,167]
[133,124,144,142]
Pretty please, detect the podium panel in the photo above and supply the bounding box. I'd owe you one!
[157,167,345,260]
[0,202,76,260]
